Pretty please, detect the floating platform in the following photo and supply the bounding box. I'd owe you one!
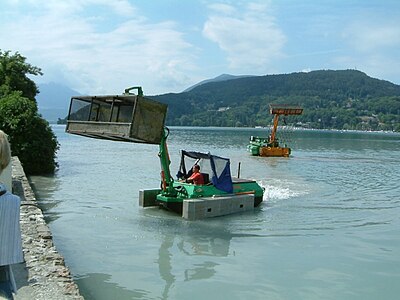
[139,178,263,220]
[248,136,291,157]
[183,194,255,220]
[140,189,257,220]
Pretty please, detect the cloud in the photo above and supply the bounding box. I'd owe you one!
[339,18,400,84]
[342,21,400,52]
[334,53,400,84]
[0,0,196,95]
[202,2,286,73]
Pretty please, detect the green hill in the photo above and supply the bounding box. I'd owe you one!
[150,70,400,131]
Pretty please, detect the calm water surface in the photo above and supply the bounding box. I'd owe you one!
[30,126,400,300]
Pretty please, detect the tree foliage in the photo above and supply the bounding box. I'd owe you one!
[0,50,58,175]
[0,50,42,101]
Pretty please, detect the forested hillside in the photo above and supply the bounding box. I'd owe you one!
[150,70,400,131]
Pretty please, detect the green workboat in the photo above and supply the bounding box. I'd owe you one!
[153,128,264,214]
[66,86,264,217]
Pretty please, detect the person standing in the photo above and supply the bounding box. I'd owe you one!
[0,130,23,299]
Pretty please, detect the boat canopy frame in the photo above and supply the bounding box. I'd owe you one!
[177,150,233,193]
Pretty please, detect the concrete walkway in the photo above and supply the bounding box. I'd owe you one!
[11,157,83,300]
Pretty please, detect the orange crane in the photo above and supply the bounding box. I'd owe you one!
[248,104,303,157]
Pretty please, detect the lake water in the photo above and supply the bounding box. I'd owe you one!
[29,125,400,300]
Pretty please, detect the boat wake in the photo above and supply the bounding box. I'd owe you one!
[258,179,309,203]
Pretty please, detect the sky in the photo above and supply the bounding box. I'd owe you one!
[1,0,400,96]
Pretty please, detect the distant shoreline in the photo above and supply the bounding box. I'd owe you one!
[50,123,400,135]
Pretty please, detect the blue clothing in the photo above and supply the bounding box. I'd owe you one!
[0,183,23,295]
[0,183,23,266]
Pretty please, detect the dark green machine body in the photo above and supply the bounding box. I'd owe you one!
[156,179,264,214]
[154,128,264,214]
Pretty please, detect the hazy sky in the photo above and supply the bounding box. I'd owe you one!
[1,0,399,95]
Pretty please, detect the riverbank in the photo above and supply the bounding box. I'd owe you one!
[11,157,83,300]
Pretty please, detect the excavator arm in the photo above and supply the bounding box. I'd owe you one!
[158,127,177,197]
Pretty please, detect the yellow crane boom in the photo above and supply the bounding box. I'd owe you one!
[269,105,303,144]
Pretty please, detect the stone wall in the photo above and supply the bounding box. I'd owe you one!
[11,157,83,300]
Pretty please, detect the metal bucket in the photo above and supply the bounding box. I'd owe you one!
[66,94,167,144]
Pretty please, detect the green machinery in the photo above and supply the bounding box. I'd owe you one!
[154,127,264,214]
[248,104,303,157]
[66,87,264,215]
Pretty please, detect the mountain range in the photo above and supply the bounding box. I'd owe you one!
[149,69,400,131]
[183,74,254,92]
[39,70,400,131]
[36,82,80,123]
[36,74,250,122]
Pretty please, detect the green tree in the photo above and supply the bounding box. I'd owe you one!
[0,50,42,101]
[0,50,58,174]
